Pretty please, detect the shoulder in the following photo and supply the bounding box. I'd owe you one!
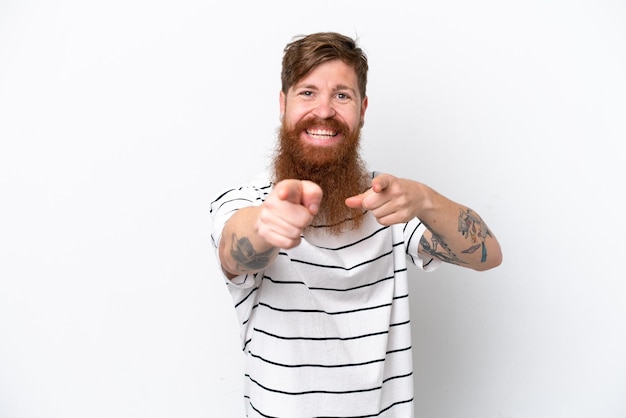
[210,172,273,215]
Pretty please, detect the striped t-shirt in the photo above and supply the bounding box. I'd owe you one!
[210,173,440,417]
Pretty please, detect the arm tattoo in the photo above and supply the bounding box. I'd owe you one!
[230,233,276,272]
[458,208,493,263]
[420,232,467,266]
[419,208,494,265]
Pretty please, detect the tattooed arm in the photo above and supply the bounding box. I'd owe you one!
[219,180,323,279]
[219,206,280,279]
[417,205,501,271]
[346,173,502,271]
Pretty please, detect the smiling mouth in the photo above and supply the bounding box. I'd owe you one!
[306,128,338,140]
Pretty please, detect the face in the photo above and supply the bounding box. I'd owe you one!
[279,59,368,152]
[274,59,370,234]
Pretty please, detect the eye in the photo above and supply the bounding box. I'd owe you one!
[300,90,314,97]
[336,92,351,101]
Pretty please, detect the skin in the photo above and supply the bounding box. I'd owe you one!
[219,60,502,278]
[279,60,367,148]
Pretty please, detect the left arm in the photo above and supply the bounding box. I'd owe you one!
[345,173,502,271]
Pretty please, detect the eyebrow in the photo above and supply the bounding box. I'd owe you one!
[334,84,358,96]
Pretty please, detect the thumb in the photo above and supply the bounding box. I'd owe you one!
[371,173,392,193]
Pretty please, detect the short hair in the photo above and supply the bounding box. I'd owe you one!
[281,32,368,100]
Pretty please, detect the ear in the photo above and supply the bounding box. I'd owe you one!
[360,96,368,125]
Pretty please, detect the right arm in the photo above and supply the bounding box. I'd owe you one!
[218,179,323,279]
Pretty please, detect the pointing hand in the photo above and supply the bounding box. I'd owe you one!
[257,180,323,249]
[345,174,420,225]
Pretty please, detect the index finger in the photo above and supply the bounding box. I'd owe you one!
[275,179,302,203]
[300,180,323,215]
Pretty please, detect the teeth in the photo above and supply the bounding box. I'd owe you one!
[307,129,336,137]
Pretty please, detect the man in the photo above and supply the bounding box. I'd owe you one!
[210,32,502,417]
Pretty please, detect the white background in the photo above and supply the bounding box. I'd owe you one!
[1,1,625,417]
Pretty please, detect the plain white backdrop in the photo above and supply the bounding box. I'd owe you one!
[1,1,625,417]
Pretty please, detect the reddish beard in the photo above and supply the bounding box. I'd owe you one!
[272,117,370,234]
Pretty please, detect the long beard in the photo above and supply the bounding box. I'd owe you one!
[273,117,370,235]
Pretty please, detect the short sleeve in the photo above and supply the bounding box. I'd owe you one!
[209,174,273,287]
[404,217,441,272]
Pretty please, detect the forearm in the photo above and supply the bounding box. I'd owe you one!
[218,180,322,278]
[417,186,502,271]
[219,207,279,278]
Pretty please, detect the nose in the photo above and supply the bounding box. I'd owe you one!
[312,98,336,119]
